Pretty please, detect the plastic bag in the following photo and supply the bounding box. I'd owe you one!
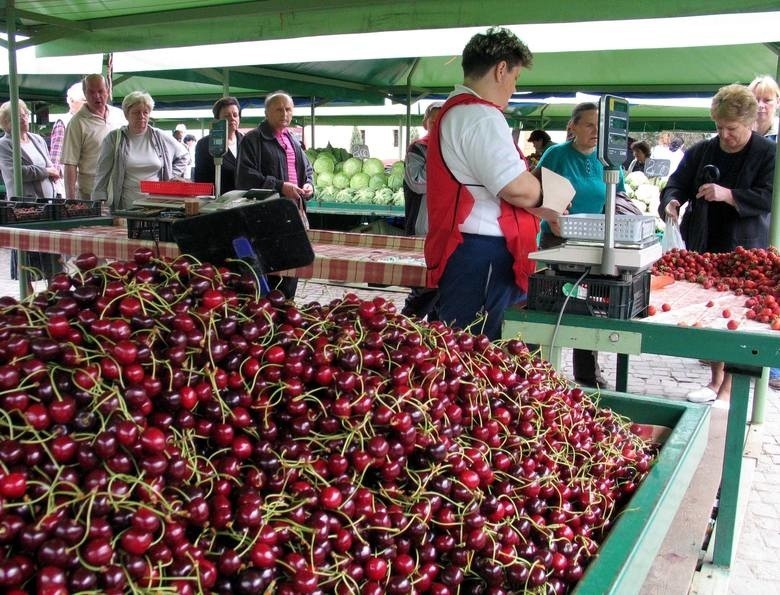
[661,215,685,253]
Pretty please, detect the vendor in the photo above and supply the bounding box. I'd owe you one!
[193,96,244,194]
[659,84,775,404]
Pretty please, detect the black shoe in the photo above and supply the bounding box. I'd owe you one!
[575,375,611,390]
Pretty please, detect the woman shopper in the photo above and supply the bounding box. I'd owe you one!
[92,91,189,212]
[193,96,244,195]
[659,84,775,403]
[535,102,627,390]
[0,99,63,285]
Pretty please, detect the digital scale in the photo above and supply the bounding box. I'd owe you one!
[529,95,661,278]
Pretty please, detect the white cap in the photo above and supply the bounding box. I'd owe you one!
[175,123,187,132]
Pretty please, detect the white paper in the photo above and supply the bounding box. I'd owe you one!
[524,167,576,221]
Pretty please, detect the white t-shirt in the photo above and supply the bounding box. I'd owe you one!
[121,130,161,209]
[439,85,525,236]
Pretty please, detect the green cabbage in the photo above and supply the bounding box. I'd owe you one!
[387,171,404,191]
[332,173,350,189]
[342,157,363,178]
[390,161,405,175]
[313,155,336,174]
[349,172,370,189]
[317,185,337,201]
[315,171,333,188]
[334,162,344,173]
[305,148,318,163]
[392,188,405,206]
[355,188,375,203]
[374,187,394,204]
[368,174,387,190]
[335,188,355,203]
[363,158,385,177]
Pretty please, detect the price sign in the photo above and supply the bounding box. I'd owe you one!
[351,144,370,159]
[644,158,670,178]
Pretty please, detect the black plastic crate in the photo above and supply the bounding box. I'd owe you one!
[116,208,182,243]
[527,269,650,319]
[49,199,102,220]
[0,200,55,224]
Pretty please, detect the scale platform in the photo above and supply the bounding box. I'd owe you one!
[530,240,661,276]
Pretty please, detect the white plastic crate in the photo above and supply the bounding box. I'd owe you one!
[558,214,656,243]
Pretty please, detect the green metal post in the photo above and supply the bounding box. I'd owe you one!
[752,50,780,423]
[712,372,751,567]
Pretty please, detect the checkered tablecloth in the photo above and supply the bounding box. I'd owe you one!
[0,225,428,287]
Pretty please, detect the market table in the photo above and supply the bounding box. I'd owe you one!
[503,280,780,571]
[0,224,427,297]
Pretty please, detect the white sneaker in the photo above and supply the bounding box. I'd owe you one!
[686,386,718,403]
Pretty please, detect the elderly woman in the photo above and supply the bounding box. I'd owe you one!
[0,99,62,283]
[193,96,244,195]
[536,102,627,390]
[660,84,776,403]
[627,140,651,173]
[92,91,188,212]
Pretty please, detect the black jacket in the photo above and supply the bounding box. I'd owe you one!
[235,121,313,193]
[659,133,775,252]
[192,131,243,195]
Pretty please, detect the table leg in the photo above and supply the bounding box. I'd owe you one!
[750,368,768,424]
[712,372,751,567]
[18,250,30,300]
[616,354,629,392]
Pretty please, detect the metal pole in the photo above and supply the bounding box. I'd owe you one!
[405,58,421,150]
[310,98,315,149]
[223,68,229,97]
[6,0,23,198]
[601,168,620,276]
[750,49,780,424]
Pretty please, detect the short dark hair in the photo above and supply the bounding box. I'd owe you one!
[183,134,197,143]
[212,96,241,120]
[461,27,533,79]
[631,140,651,158]
[528,129,551,143]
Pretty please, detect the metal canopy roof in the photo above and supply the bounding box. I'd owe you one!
[4,1,776,57]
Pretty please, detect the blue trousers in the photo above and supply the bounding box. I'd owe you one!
[437,233,522,341]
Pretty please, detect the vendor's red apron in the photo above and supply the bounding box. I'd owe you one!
[424,93,539,292]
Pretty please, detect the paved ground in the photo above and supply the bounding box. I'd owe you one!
[0,250,777,594]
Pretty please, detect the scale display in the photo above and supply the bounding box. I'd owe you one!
[597,95,629,168]
[209,119,228,158]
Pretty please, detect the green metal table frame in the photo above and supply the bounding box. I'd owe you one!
[4,217,114,299]
[503,308,780,569]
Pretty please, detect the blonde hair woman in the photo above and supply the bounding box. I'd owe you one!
[748,75,779,141]
[92,91,189,212]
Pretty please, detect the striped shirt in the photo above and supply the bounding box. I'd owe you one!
[275,129,299,187]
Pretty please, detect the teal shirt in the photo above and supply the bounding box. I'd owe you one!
[536,140,625,235]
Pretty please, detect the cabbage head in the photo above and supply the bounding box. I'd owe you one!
[315,171,333,188]
[305,149,318,163]
[390,161,405,175]
[355,188,375,203]
[335,188,355,203]
[349,172,371,190]
[375,188,394,204]
[342,157,363,178]
[334,161,344,173]
[625,171,648,190]
[363,158,385,177]
[332,173,350,189]
[317,185,337,201]
[387,171,404,191]
[368,174,387,190]
[313,155,336,174]
[392,188,405,206]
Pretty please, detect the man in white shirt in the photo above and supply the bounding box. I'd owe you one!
[62,74,126,199]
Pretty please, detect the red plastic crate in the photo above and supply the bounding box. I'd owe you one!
[140,180,214,196]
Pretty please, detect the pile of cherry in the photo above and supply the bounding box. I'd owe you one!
[0,249,656,594]
[652,246,780,329]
